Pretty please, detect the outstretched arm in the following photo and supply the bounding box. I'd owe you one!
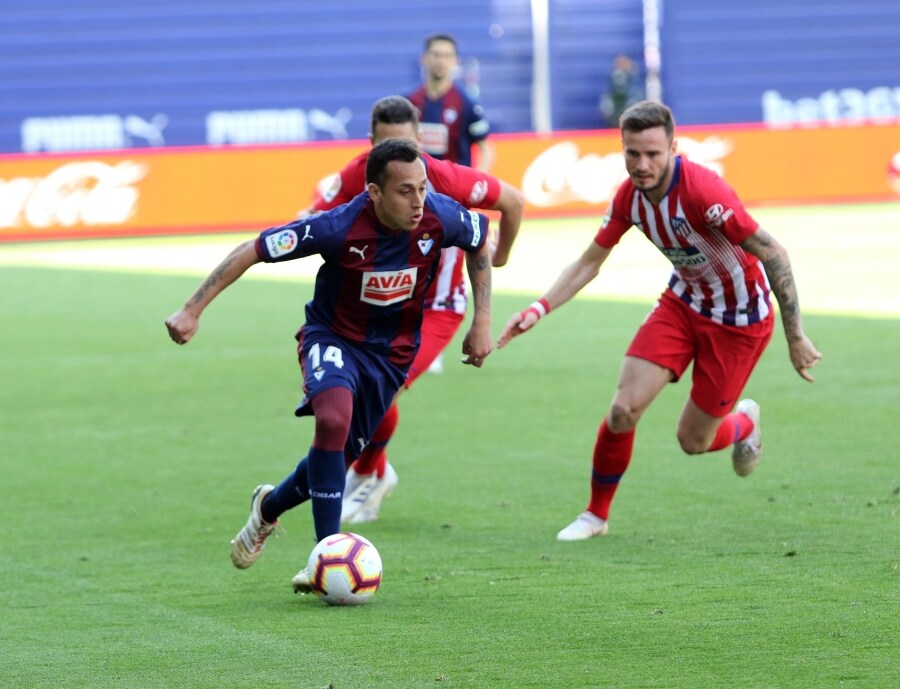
[488,179,524,267]
[498,240,611,348]
[741,227,821,381]
[165,239,261,345]
[461,240,493,367]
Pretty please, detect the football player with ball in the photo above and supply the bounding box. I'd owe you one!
[165,139,493,596]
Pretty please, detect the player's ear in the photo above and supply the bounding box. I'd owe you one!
[671,137,679,155]
[367,182,381,202]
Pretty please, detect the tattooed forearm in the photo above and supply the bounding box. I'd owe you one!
[762,254,804,341]
[183,239,259,315]
[187,254,238,308]
[466,248,493,317]
[742,228,804,342]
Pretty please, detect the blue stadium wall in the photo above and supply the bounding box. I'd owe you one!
[660,0,900,127]
[1,0,897,154]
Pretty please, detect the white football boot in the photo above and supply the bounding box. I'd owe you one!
[346,463,399,524]
[230,484,278,569]
[732,399,762,477]
[556,511,609,541]
[292,567,313,594]
[340,466,372,523]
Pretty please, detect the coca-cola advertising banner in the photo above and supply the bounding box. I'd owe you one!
[1,122,898,243]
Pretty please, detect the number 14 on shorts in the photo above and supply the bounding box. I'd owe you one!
[308,343,345,371]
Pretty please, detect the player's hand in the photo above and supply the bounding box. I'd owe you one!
[461,324,493,368]
[165,309,199,345]
[497,309,540,348]
[788,335,821,382]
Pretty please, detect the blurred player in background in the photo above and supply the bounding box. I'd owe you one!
[165,139,493,592]
[499,100,821,541]
[299,95,523,525]
[405,33,493,171]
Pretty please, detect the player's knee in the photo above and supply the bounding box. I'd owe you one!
[608,403,640,433]
[676,428,710,455]
[316,412,350,437]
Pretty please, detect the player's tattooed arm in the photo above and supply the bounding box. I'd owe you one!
[186,240,260,314]
[462,241,493,366]
[465,244,492,320]
[165,239,261,345]
[741,228,803,340]
[741,227,822,381]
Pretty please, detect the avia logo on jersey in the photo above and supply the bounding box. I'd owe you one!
[660,246,708,267]
[468,180,488,206]
[704,203,735,229]
[360,268,417,306]
[670,216,691,238]
[266,229,298,257]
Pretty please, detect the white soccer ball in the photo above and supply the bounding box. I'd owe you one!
[307,532,383,606]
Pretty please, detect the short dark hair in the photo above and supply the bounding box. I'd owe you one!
[620,100,675,140]
[366,138,422,188]
[424,33,458,53]
[370,96,419,135]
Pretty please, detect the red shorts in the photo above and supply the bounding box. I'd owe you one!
[406,310,465,387]
[627,291,774,418]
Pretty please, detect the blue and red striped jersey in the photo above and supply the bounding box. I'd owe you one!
[256,191,488,367]
[405,83,490,167]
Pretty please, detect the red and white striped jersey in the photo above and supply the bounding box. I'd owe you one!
[595,157,771,327]
[425,246,466,313]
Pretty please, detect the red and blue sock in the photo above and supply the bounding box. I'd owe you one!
[352,402,399,478]
[706,412,754,452]
[586,419,635,521]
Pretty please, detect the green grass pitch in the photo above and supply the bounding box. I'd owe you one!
[1,208,898,688]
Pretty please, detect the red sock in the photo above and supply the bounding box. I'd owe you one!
[352,403,399,477]
[586,419,635,521]
[706,412,754,452]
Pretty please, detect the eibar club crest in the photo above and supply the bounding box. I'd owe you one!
[417,234,434,255]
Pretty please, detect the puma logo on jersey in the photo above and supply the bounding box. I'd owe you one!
[360,268,417,305]
[349,245,368,260]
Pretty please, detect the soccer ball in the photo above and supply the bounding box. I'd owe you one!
[307,532,383,606]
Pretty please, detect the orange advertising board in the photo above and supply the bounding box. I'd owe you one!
[491,122,900,215]
[1,122,898,242]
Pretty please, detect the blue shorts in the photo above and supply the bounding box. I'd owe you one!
[294,325,407,458]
